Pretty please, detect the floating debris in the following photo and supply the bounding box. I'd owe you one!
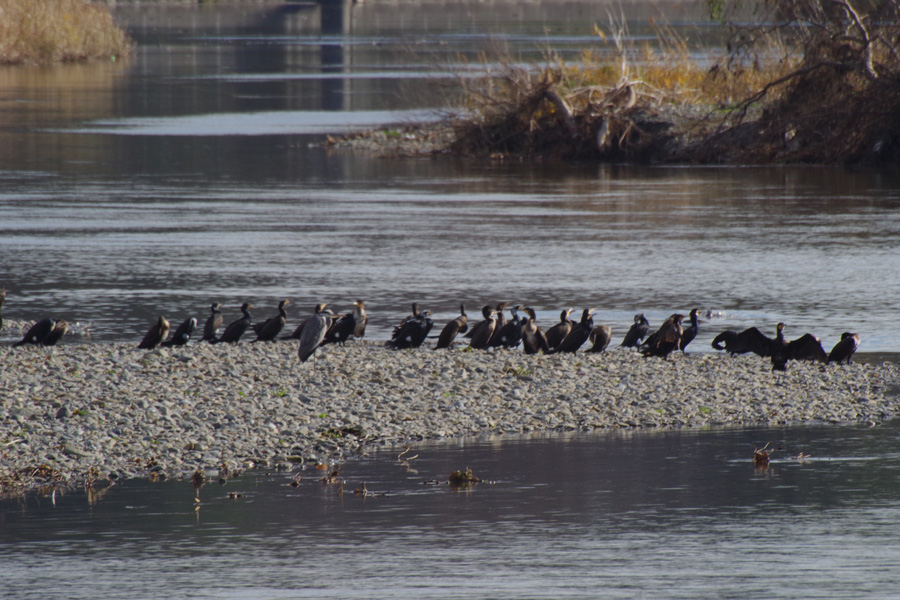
[192,468,206,487]
[320,469,341,485]
[753,443,771,467]
[448,467,481,485]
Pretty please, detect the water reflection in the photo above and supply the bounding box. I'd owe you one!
[3,423,900,599]
[0,1,898,352]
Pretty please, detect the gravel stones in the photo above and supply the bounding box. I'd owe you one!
[1,341,898,495]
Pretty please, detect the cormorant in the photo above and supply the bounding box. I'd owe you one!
[552,308,595,353]
[585,324,612,353]
[352,300,368,339]
[711,325,779,357]
[214,303,252,344]
[41,319,69,346]
[162,317,197,347]
[493,305,523,349]
[323,302,358,346]
[138,316,170,349]
[546,309,575,350]
[487,303,509,348]
[390,303,422,340]
[298,307,337,362]
[621,313,650,348]
[521,307,550,355]
[0,287,5,330]
[387,310,433,349]
[435,304,468,349]
[770,324,827,371]
[12,317,55,347]
[679,308,701,353]
[828,332,861,365]
[642,314,684,358]
[253,299,289,342]
[467,305,497,350]
[402,302,421,326]
[201,303,223,343]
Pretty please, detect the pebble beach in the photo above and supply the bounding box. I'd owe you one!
[2,338,899,496]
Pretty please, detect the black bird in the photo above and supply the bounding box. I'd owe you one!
[711,323,786,357]
[352,300,368,339]
[41,319,69,346]
[493,305,523,349]
[214,303,253,344]
[621,313,650,348]
[0,287,5,330]
[828,332,861,365]
[552,308,595,354]
[387,310,433,349]
[770,324,827,371]
[323,302,358,346]
[585,324,612,353]
[298,307,337,362]
[201,303,223,343]
[546,309,575,350]
[390,303,421,340]
[12,317,55,347]
[467,305,497,350]
[254,299,290,342]
[521,307,550,355]
[642,313,684,358]
[679,308,701,353]
[435,304,468,349]
[487,303,509,348]
[138,316,170,349]
[162,317,197,347]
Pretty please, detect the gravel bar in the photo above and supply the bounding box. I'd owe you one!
[2,340,898,495]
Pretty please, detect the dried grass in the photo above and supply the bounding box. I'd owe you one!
[0,0,133,65]
[447,14,796,160]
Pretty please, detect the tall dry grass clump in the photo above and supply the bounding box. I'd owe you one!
[0,0,132,65]
[448,16,795,161]
[449,1,900,165]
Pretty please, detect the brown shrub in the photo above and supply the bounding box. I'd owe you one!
[0,0,133,65]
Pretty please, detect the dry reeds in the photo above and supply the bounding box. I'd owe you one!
[0,0,133,65]
[447,13,795,161]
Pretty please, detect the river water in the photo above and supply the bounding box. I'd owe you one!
[4,422,900,600]
[0,0,898,353]
[2,3,900,598]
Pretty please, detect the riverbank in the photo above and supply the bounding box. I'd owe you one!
[2,340,898,496]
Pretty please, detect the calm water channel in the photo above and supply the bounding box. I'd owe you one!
[2,3,900,598]
[4,422,900,599]
[0,1,898,352]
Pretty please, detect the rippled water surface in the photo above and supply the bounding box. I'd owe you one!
[0,1,898,352]
[3,4,900,599]
[4,423,900,600]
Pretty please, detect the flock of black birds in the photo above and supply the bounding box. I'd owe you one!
[3,286,861,371]
[131,299,370,363]
[384,302,861,371]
